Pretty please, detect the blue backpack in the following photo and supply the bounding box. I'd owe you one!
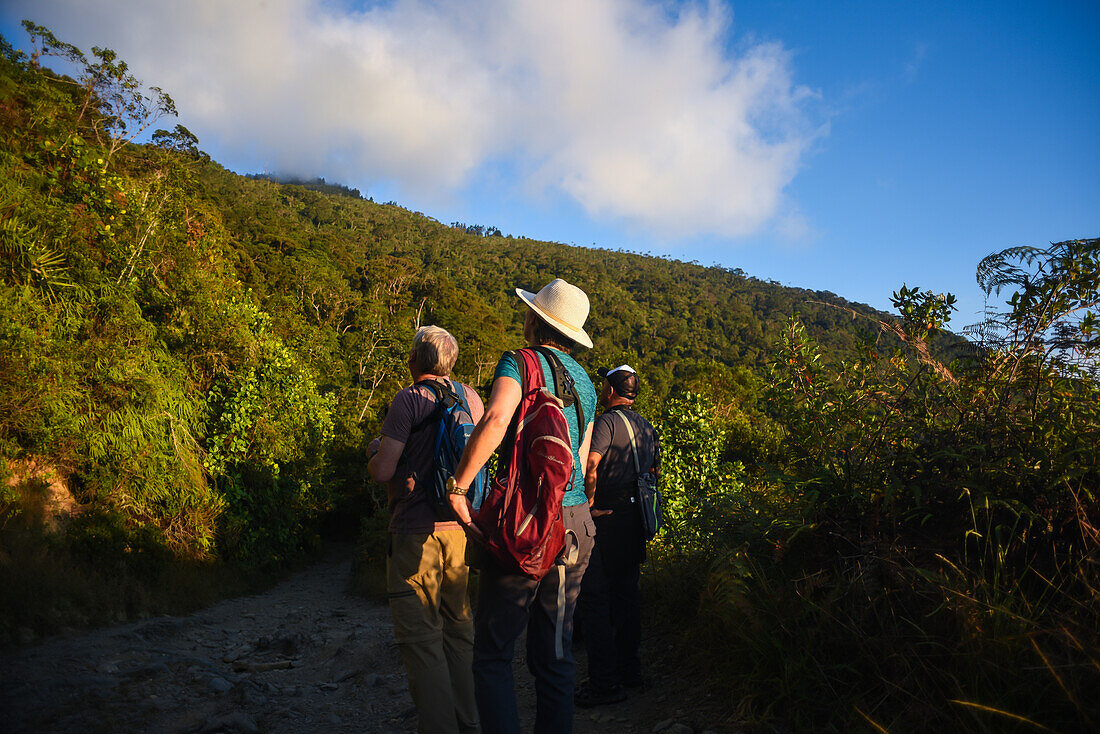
[411,379,487,519]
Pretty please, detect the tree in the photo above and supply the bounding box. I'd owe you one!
[971,237,1099,379]
[21,20,178,160]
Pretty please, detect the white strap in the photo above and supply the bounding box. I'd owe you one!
[553,529,580,659]
[614,410,641,475]
[554,565,566,659]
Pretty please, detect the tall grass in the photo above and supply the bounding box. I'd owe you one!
[645,520,1098,732]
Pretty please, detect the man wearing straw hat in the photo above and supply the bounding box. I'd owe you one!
[447,278,598,734]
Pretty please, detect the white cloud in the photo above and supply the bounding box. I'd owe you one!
[904,41,929,82]
[8,0,820,239]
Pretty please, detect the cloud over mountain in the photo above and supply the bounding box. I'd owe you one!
[10,0,819,238]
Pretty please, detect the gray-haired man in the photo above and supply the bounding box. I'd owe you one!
[368,325,482,734]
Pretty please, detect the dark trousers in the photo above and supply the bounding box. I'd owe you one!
[577,536,642,688]
[472,503,595,734]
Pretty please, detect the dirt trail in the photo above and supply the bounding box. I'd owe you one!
[1,546,728,733]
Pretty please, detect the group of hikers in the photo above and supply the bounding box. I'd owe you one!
[366,278,661,734]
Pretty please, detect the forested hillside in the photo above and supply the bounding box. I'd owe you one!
[0,23,904,562]
[2,25,1096,732]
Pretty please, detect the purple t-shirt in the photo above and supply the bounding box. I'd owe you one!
[380,380,485,534]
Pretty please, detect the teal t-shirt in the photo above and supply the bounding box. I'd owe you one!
[493,348,597,507]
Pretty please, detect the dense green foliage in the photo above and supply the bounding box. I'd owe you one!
[2,26,1096,731]
[0,27,334,567]
[0,26,891,581]
[648,241,1099,731]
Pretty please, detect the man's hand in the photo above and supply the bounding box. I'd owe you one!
[587,494,613,517]
[448,493,486,543]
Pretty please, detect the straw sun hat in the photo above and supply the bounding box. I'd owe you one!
[515,278,594,349]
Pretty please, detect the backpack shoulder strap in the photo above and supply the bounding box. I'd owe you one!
[498,350,532,457]
[409,379,448,434]
[533,347,575,407]
[534,346,586,434]
[507,349,529,390]
[447,379,472,414]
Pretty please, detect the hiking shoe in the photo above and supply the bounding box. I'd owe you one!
[575,683,627,707]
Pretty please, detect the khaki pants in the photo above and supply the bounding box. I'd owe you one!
[387,529,479,734]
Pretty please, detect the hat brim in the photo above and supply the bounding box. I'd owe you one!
[516,288,594,349]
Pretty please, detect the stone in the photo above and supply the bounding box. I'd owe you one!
[201,711,259,733]
[222,646,249,663]
[243,688,268,707]
[208,676,234,693]
[653,720,676,733]
[666,725,694,734]
[173,653,217,671]
[334,668,361,683]
[269,635,300,655]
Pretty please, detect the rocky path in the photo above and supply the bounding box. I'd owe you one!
[1,546,731,733]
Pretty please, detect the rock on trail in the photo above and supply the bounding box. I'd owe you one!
[0,545,729,733]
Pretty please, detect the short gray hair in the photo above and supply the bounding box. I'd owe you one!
[412,326,458,376]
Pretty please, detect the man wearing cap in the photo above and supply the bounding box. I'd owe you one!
[575,364,659,707]
[447,278,598,734]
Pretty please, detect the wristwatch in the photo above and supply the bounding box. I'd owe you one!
[446,476,469,496]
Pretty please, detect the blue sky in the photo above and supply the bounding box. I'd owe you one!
[3,1,1097,329]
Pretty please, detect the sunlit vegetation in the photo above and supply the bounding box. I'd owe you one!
[2,25,1096,731]
[649,243,1098,731]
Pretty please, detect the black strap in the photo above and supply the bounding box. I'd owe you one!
[533,346,586,434]
[409,379,461,434]
[534,347,575,407]
[509,350,527,391]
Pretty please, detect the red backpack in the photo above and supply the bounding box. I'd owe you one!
[474,347,583,580]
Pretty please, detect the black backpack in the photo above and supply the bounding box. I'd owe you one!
[612,410,662,540]
[410,379,487,519]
